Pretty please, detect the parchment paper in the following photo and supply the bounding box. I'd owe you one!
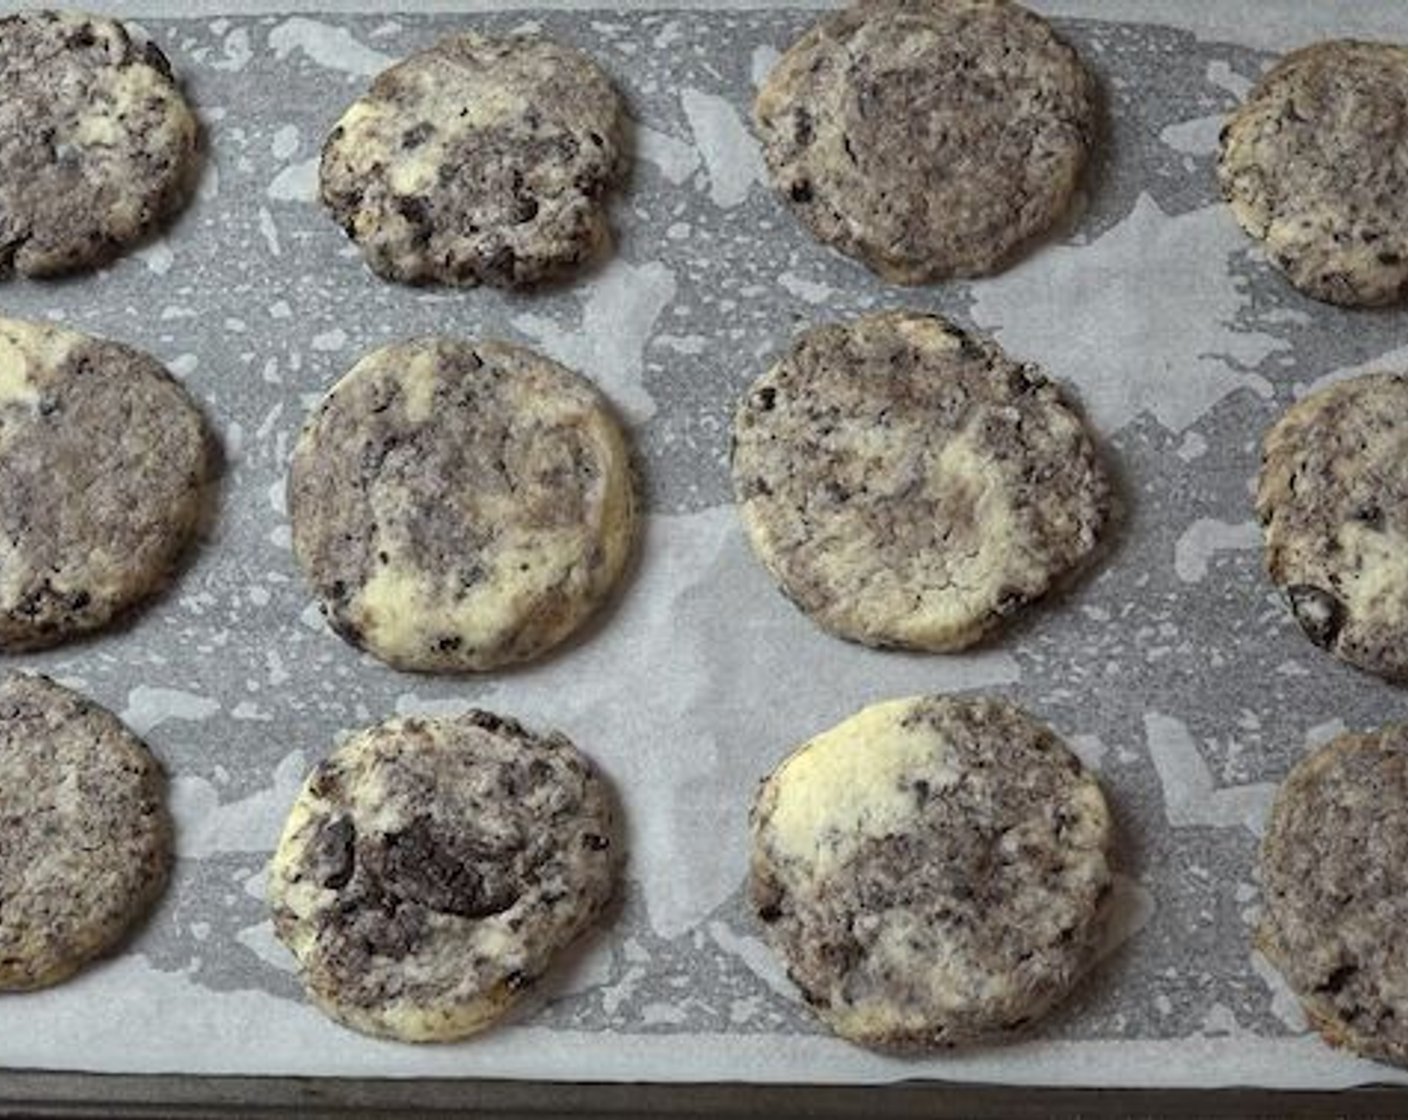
[3,0,1408,1089]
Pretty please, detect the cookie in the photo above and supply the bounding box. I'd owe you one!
[731,311,1108,651]
[268,709,618,1042]
[1219,41,1408,307]
[1258,725,1408,1065]
[753,0,1095,284]
[0,317,209,650]
[1257,373,1408,680]
[288,337,635,673]
[0,673,171,991]
[320,32,624,288]
[0,10,197,277]
[751,695,1112,1049]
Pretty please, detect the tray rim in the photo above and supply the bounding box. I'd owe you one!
[4,1070,1408,1118]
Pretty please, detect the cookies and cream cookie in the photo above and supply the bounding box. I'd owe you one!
[320,32,625,288]
[0,317,209,649]
[288,337,636,672]
[1258,373,1408,680]
[1220,40,1408,307]
[0,673,172,991]
[1259,725,1408,1064]
[268,709,619,1042]
[0,10,197,277]
[753,0,1095,283]
[731,311,1108,651]
[750,695,1112,1048]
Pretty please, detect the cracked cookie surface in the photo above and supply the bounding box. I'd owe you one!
[1259,726,1408,1065]
[268,709,619,1042]
[320,32,624,288]
[0,10,197,277]
[750,695,1112,1049]
[1257,373,1408,680]
[0,317,209,649]
[753,0,1095,283]
[0,673,172,991]
[288,337,636,672]
[730,311,1108,651]
[1219,40,1408,307]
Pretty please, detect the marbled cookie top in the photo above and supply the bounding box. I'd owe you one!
[754,0,1094,282]
[732,311,1109,651]
[1258,373,1408,680]
[288,337,636,671]
[320,32,625,288]
[1220,40,1408,306]
[1260,726,1408,1064]
[751,696,1112,1048]
[0,317,209,649]
[0,673,172,991]
[268,710,619,1041]
[0,10,196,276]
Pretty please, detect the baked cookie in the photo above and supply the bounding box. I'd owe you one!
[288,337,635,672]
[1259,725,1408,1064]
[320,32,624,288]
[0,317,209,649]
[1219,41,1408,307]
[0,673,171,991]
[268,709,618,1042]
[751,695,1112,1048]
[753,0,1095,284]
[1257,373,1408,680]
[0,10,197,277]
[731,311,1108,651]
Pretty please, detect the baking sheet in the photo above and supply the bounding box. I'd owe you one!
[3,0,1408,1089]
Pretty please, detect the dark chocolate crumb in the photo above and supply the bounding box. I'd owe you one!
[1288,584,1345,650]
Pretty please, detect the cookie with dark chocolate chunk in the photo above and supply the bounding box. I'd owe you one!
[319,32,624,288]
[0,10,197,277]
[0,673,172,991]
[730,311,1109,651]
[1259,726,1408,1065]
[267,709,619,1042]
[0,317,209,649]
[750,695,1113,1049]
[1257,373,1408,680]
[1219,40,1408,307]
[287,336,636,672]
[753,0,1095,283]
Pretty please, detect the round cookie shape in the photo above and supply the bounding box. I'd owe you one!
[0,10,197,277]
[0,317,209,649]
[751,695,1112,1049]
[1257,373,1408,680]
[288,337,636,672]
[1259,726,1408,1064]
[731,311,1109,652]
[0,673,172,991]
[753,0,1095,284]
[1219,41,1408,307]
[268,709,619,1042]
[320,32,625,288]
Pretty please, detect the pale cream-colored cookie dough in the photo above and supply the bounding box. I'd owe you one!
[0,673,172,991]
[0,10,197,276]
[320,31,625,287]
[731,311,1109,651]
[751,695,1113,1049]
[1258,373,1408,680]
[1259,725,1408,1065]
[0,316,209,649]
[753,0,1095,283]
[1220,40,1408,306]
[288,337,636,672]
[268,709,619,1042]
